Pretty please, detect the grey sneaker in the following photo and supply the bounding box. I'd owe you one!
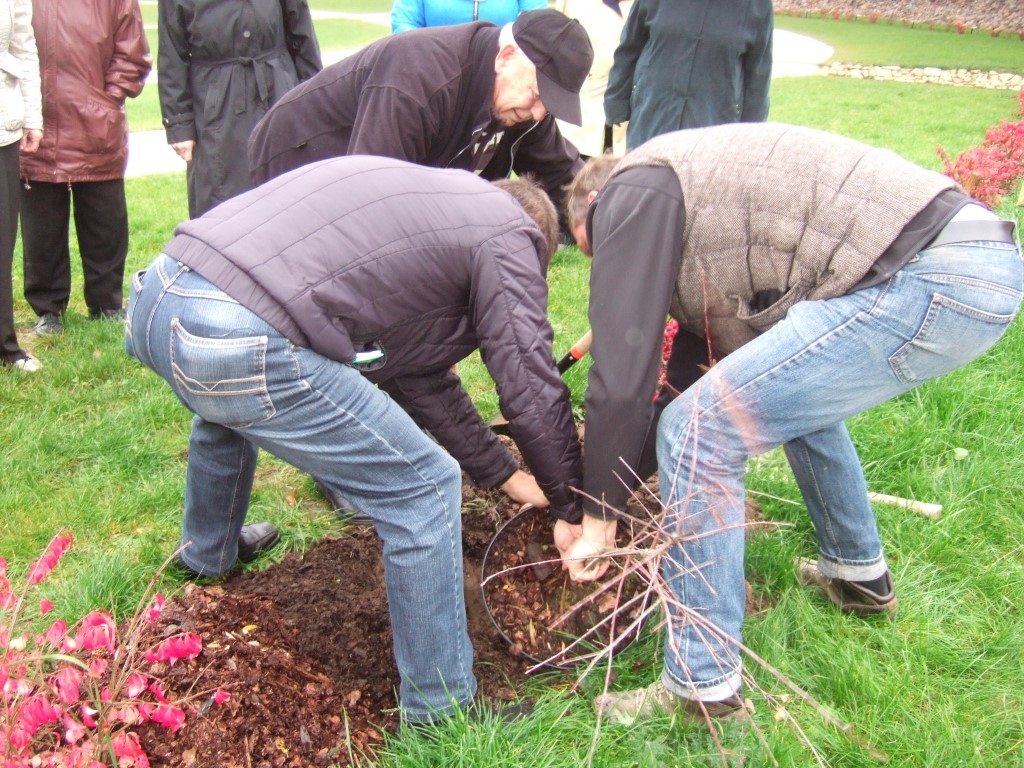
[34,312,63,336]
[796,558,898,617]
[595,681,750,727]
[6,354,42,372]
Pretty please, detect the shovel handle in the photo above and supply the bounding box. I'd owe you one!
[556,329,593,374]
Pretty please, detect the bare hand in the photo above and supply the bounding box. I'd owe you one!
[564,516,618,582]
[171,140,195,163]
[499,469,549,508]
[20,129,42,153]
[552,518,582,566]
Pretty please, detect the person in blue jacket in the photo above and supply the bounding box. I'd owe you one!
[391,0,546,33]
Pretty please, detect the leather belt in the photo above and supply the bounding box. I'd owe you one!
[925,219,1016,249]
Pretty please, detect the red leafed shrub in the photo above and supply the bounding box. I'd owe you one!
[867,13,881,23]
[937,93,1024,208]
[954,21,967,34]
[1,534,229,767]
[657,319,679,391]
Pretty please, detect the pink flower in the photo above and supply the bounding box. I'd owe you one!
[148,679,168,703]
[74,610,116,654]
[8,723,31,751]
[149,703,186,732]
[52,665,84,705]
[144,593,166,623]
[39,598,55,615]
[214,689,231,705]
[19,694,62,736]
[0,561,14,609]
[144,633,202,666]
[26,532,74,585]
[44,618,68,648]
[111,731,151,767]
[80,703,99,728]
[125,673,149,699]
[88,657,108,679]
[63,712,88,744]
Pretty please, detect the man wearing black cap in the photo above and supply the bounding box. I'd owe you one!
[247,9,594,225]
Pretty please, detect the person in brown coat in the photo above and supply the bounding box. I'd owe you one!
[19,0,151,336]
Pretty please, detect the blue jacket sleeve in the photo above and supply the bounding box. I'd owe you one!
[390,0,426,32]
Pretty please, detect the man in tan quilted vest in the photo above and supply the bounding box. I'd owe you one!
[560,123,1021,725]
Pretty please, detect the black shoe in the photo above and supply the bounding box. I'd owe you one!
[313,478,374,525]
[34,312,63,336]
[89,307,126,320]
[237,522,281,563]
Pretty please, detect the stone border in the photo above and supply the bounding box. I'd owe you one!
[826,62,1024,90]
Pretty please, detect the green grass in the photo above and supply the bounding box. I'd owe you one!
[769,78,1021,170]
[6,12,1024,768]
[775,13,1024,72]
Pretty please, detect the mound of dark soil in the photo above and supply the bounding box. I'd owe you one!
[136,484,535,768]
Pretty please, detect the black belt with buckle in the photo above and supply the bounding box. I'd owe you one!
[926,219,1017,249]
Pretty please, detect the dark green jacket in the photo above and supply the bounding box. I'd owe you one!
[604,0,773,149]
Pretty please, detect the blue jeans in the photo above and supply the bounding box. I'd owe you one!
[655,239,1022,701]
[125,254,476,722]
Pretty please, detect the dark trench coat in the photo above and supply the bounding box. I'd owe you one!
[158,0,322,217]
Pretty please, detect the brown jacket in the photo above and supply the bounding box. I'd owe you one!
[20,0,150,182]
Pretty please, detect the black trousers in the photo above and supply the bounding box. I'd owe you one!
[1,141,27,361]
[20,178,129,317]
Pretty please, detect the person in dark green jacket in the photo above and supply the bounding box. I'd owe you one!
[604,0,774,149]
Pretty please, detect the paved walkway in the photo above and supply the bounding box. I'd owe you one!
[126,28,834,178]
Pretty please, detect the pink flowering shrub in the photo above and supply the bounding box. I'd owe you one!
[937,92,1024,208]
[1,533,229,767]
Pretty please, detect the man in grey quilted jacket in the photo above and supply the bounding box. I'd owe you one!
[125,156,583,727]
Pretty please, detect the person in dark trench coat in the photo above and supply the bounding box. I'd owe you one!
[158,0,322,218]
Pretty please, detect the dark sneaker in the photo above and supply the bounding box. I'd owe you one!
[796,558,898,617]
[237,522,281,563]
[34,312,63,336]
[89,307,126,320]
[595,681,750,727]
[174,523,281,580]
[314,478,374,525]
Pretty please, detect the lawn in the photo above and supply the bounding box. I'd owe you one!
[4,8,1024,768]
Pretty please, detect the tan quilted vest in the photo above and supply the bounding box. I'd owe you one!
[612,123,957,354]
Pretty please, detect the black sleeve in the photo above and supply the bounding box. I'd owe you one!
[281,0,323,80]
[583,165,685,519]
[157,0,196,144]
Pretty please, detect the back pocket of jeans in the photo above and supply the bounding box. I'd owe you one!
[169,319,275,428]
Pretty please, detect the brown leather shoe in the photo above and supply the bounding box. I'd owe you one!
[595,681,750,726]
[797,558,898,617]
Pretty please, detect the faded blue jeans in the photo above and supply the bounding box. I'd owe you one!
[125,254,476,723]
[655,238,1022,701]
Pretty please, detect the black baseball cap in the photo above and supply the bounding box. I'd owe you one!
[512,10,594,126]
